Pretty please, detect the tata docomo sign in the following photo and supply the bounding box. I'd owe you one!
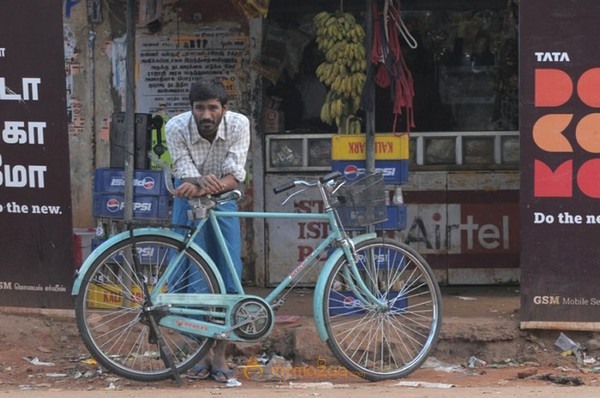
[533,295,600,307]
[0,281,66,294]
[520,0,600,331]
[0,203,62,215]
[533,212,600,225]
[0,0,74,309]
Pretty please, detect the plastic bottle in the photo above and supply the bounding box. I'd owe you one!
[95,219,105,239]
[109,222,118,237]
[392,186,404,205]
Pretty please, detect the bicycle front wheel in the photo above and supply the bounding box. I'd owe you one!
[322,237,442,381]
[74,234,222,382]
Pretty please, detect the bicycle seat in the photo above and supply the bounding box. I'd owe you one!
[210,189,242,204]
[187,190,242,220]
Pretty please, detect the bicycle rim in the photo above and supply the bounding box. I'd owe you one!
[75,235,220,381]
[323,238,442,381]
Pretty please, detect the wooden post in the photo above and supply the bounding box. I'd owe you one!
[123,0,136,221]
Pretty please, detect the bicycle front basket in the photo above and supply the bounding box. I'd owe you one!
[330,172,387,228]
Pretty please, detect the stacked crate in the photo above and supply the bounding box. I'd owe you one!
[330,133,409,231]
[89,168,171,309]
[93,168,170,220]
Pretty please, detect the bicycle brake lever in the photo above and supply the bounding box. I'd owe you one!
[282,187,308,206]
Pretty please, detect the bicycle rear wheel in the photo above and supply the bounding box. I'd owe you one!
[322,237,442,381]
[74,234,222,382]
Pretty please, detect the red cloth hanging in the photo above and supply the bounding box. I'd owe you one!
[370,0,415,133]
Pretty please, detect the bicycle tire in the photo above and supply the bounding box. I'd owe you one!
[74,234,222,382]
[322,237,442,381]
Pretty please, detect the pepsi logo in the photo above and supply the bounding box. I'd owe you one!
[343,296,355,308]
[343,165,361,180]
[106,198,121,213]
[142,177,155,190]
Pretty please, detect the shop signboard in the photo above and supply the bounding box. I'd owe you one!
[0,0,74,308]
[264,174,329,285]
[520,0,600,330]
[398,171,520,285]
[330,133,409,184]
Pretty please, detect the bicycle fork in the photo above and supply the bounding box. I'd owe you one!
[339,237,388,311]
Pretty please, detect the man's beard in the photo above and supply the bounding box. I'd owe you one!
[195,115,222,136]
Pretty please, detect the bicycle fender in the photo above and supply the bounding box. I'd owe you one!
[71,228,226,295]
[312,233,377,341]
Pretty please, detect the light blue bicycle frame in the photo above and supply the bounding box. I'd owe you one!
[72,194,385,342]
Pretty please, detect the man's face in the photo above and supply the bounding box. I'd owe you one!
[192,98,226,137]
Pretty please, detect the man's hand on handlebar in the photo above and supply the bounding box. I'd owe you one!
[175,181,206,199]
[176,174,238,199]
[197,174,226,194]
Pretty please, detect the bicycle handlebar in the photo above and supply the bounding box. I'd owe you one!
[273,181,296,194]
[150,151,342,202]
[319,171,343,184]
[273,171,343,194]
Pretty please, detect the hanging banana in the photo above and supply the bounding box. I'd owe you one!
[313,10,367,134]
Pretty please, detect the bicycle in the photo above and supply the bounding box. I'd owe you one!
[71,168,442,384]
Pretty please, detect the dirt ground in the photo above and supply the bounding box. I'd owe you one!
[1,287,599,392]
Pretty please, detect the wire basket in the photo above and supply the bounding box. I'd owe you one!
[329,172,388,228]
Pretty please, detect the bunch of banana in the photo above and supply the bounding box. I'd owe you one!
[313,10,367,133]
[347,116,362,134]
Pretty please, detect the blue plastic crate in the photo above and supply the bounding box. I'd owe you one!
[341,205,407,231]
[330,159,408,184]
[328,290,407,316]
[91,237,169,265]
[93,194,170,220]
[91,237,104,251]
[94,168,169,196]
[375,205,407,230]
[328,291,366,316]
[92,238,169,265]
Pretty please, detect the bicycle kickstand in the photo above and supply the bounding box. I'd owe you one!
[147,311,182,386]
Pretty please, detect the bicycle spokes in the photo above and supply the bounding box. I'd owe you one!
[323,238,442,380]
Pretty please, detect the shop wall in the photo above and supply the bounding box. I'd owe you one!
[399,170,520,285]
[63,0,261,220]
[64,2,109,228]
[63,1,263,284]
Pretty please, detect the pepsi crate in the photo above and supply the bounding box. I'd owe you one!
[91,237,168,265]
[93,194,170,220]
[376,204,407,230]
[328,291,406,316]
[340,205,407,231]
[91,237,105,251]
[330,159,409,184]
[94,168,169,196]
[331,134,409,184]
[329,291,365,316]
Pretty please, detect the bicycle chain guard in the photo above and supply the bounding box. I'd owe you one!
[230,297,273,341]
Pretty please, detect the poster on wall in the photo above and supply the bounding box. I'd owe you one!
[0,0,74,309]
[136,30,250,117]
[520,0,600,330]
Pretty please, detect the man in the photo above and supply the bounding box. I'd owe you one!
[166,78,250,382]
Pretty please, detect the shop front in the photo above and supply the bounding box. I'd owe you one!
[1,0,522,311]
[57,0,520,293]
[259,0,519,285]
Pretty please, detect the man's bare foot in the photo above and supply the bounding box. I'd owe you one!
[188,352,212,379]
[209,341,233,382]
